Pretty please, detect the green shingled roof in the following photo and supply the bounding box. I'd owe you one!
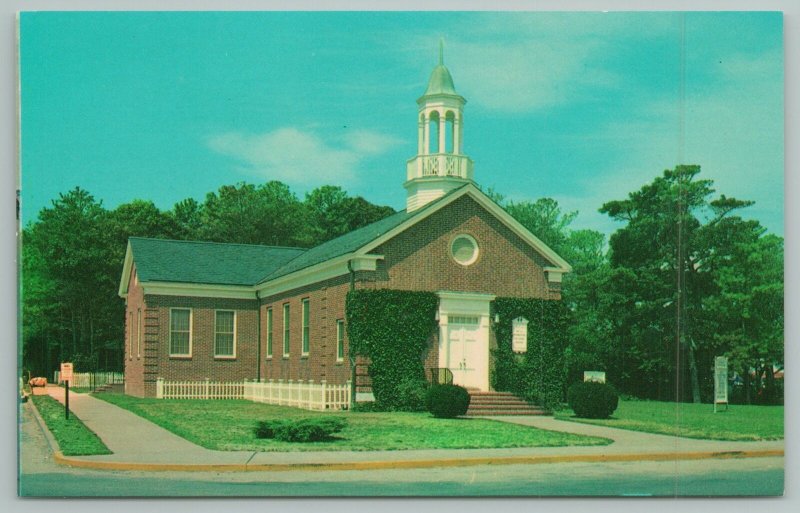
[259,185,470,283]
[259,209,413,283]
[130,185,471,287]
[129,238,306,286]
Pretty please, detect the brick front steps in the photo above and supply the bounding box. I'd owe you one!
[465,391,548,416]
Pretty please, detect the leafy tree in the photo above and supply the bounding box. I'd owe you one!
[305,185,395,245]
[199,181,312,247]
[599,165,772,403]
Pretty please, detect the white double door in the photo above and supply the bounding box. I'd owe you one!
[446,315,488,391]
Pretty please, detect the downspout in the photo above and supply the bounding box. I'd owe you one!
[256,291,262,382]
[347,259,357,407]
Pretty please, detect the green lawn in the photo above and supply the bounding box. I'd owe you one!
[555,400,784,441]
[30,395,112,456]
[96,394,610,452]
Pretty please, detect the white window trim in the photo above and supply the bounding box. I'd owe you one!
[301,298,310,357]
[336,319,345,363]
[266,307,273,360]
[451,233,480,266]
[282,303,290,358]
[128,311,133,360]
[169,308,193,358]
[214,309,237,359]
[137,308,142,359]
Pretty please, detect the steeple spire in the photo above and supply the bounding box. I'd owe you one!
[405,44,474,212]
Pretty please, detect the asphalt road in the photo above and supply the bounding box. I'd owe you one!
[19,460,784,497]
[18,400,784,497]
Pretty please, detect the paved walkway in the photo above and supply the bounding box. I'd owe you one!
[34,386,784,471]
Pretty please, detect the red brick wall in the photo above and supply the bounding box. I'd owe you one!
[124,194,563,395]
[365,195,561,300]
[260,275,352,386]
[142,295,260,393]
[123,265,146,397]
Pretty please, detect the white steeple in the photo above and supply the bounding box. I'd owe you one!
[405,40,474,212]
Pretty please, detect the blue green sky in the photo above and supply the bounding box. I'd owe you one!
[19,11,783,236]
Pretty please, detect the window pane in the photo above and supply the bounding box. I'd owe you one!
[215,333,234,356]
[267,308,273,356]
[337,320,344,359]
[302,299,309,353]
[171,331,189,355]
[171,309,190,331]
[216,311,234,333]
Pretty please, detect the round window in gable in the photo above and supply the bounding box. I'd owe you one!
[451,234,479,266]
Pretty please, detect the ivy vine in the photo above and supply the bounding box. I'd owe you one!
[345,289,439,410]
[491,298,571,410]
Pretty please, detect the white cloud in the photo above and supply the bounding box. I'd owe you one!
[207,127,401,186]
[403,13,680,113]
[543,47,784,235]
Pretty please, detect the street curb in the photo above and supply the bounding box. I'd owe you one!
[53,448,785,473]
[25,397,63,457]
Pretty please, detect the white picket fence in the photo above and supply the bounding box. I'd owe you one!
[53,371,124,388]
[155,378,351,411]
[156,378,244,400]
[243,379,351,411]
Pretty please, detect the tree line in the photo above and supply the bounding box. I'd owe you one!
[21,165,783,404]
[21,182,393,378]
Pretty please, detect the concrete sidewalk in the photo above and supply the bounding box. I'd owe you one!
[34,386,784,472]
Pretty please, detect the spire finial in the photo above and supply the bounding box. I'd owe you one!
[439,38,444,65]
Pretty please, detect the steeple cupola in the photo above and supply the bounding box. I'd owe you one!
[405,41,474,212]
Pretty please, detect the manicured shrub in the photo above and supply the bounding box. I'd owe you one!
[567,381,619,419]
[254,417,347,442]
[350,401,384,413]
[393,378,429,412]
[425,384,470,418]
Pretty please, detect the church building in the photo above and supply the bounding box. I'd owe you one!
[118,50,571,399]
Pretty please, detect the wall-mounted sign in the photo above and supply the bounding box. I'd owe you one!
[512,317,528,353]
[714,356,728,412]
[583,371,606,383]
[60,362,73,384]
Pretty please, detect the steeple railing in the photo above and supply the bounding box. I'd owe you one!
[407,153,474,182]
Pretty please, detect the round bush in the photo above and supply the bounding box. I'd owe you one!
[425,384,470,418]
[393,378,429,412]
[567,381,619,419]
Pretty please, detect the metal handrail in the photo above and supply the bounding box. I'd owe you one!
[429,368,454,386]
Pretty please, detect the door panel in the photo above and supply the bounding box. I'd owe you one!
[448,316,481,389]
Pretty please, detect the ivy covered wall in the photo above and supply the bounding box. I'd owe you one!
[345,289,438,410]
[491,298,571,410]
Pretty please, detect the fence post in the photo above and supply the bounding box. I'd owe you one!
[346,380,352,410]
[204,378,210,400]
[321,380,328,411]
[156,377,164,399]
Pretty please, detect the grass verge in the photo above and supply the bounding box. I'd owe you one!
[30,395,112,456]
[555,400,783,441]
[96,394,610,452]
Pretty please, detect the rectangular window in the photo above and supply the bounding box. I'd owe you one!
[137,308,142,359]
[336,319,345,362]
[169,308,192,357]
[302,298,310,355]
[128,311,133,360]
[283,303,290,357]
[266,307,273,359]
[214,310,236,358]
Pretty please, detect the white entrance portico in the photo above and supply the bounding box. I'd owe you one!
[437,291,494,391]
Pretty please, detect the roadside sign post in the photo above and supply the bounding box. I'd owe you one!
[61,362,73,420]
[714,356,729,413]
